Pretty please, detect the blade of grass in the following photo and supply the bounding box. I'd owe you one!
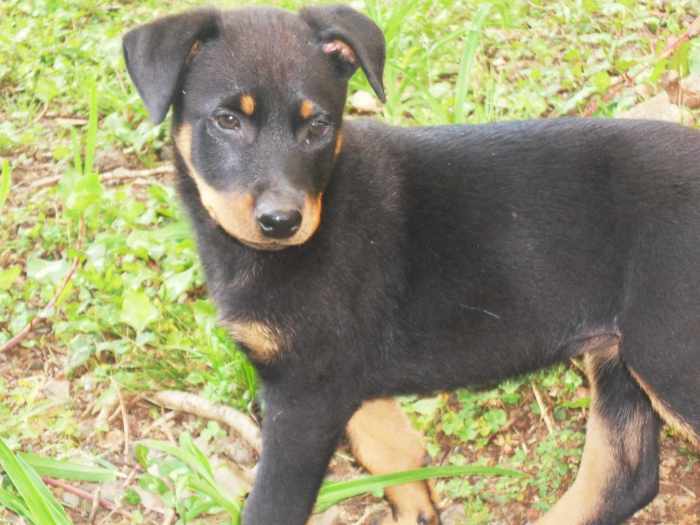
[83,77,98,176]
[179,433,215,480]
[140,437,242,524]
[140,438,215,484]
[0,438,72,525]
[71,127,82,175]
[454,3,492,124]
[19,455,74,525]
[187,477,242,523]
[20,452,117,483]
[0,159,10,210]
[0,486,31,520]
[315,464,524,513]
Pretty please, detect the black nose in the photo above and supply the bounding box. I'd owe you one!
[257,210,302,239]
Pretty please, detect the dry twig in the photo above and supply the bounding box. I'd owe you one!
[114,379,131,464]
[580,15,700,116]
[88,486,101,524]
[43,478,132,519]
[531,383,556,436]
[25,165,174,190]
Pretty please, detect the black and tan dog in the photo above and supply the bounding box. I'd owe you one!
[123,5,700,525]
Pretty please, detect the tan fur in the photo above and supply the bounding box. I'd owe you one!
[629,367,700,448]
[223,319,281,363]
[535,352,617,525]
[186,40,202,65]
[175,124,323,249]
[241,95,255,116]
[578,335,620,356]
[347,399,438,525]
[334,131,343,158]
[299,99,315,119]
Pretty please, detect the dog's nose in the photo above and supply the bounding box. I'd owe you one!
[257,209,302,239]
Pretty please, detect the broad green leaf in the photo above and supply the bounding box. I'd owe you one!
[120,290,159,333]
[64,334,96,375]
[0,265,21,290]
[26,257,70,285]
[164,267,195,300]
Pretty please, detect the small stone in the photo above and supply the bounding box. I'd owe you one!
[441,503,468,525]
[350,90,382,114]
[43,379,70,403]
[307,507,341,525]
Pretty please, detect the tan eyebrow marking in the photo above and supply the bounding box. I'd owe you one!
[299,99,315,119]
[240,94,255,116]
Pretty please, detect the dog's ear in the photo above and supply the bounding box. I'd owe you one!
[123,9,219,124]
[300,5,386,103]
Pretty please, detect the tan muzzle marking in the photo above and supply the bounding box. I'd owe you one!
[175,124,323,250]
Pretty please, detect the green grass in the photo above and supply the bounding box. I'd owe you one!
[1,0,699,523]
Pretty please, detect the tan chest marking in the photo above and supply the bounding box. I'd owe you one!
[224,320,282,363]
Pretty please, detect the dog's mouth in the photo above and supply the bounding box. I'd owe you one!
[236,238,291,252]
[199,191,323,251]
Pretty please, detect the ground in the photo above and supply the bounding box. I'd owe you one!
[1,0,698,524]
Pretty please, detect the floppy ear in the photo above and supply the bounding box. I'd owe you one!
[300,5,386,102]
[122,9,219,124]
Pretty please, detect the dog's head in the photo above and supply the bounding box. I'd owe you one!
[123,6,385,250]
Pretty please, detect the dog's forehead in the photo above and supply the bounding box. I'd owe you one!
[204,8,328,93]
[219,8,312,53]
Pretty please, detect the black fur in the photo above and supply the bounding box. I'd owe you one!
[123,5,700,525]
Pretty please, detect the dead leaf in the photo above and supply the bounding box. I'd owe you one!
[680,75,700,109]
[619,92,694,125]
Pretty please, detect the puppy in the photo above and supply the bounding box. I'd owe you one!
[123,5,700,524]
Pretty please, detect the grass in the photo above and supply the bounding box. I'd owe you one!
[1,0,699,523]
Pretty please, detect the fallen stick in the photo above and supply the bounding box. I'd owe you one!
[25,165,174,190]
[114,380,131,465]
[150,390,262,454]
[531,383,556,436]
[43,478,132,519]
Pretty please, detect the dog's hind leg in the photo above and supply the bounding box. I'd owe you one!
[347,398,440,525]
[535,347,661,525]
[619,317,700,449]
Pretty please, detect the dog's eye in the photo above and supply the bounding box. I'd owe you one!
[215,112,241,131]
[304,118,331,145]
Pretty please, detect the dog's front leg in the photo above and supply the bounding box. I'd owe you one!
[243,387,354,525]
